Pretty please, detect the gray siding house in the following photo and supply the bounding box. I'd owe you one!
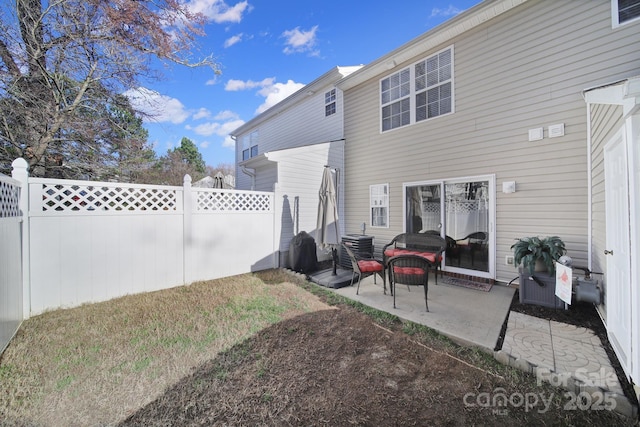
[335,0,640,392]
[232,66,361,266]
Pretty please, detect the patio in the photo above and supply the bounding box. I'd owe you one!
[320,271,515,352]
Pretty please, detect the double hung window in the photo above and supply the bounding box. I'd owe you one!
[242,131,259,161]
[370,184,389,227]
[380,46,453,132]
[325,89,337,116]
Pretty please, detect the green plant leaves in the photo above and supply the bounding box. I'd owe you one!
[511,236,566,275]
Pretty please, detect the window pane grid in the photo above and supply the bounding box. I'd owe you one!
[325,102,336,116]
[381,68,410,107]
[370,184,389,227]
[414,48,452,123]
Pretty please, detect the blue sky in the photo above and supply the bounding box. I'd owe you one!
[129,0,481,167]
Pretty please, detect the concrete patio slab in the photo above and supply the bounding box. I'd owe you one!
[330,273,515,352]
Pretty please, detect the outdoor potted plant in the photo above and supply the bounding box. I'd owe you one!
[511,235,566,276]
[511,236,567,308]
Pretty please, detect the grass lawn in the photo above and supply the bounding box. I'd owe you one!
[0,270,634,426]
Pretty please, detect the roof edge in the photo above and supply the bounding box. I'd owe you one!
[337,0,529,90]
[230,65,362,137]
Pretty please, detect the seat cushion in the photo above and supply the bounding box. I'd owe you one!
[357,260,383,273]
[384,248,439,263]
[392,266,426,275]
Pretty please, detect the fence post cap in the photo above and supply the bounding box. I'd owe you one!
[183,174,192,184]
[11,157,28,169]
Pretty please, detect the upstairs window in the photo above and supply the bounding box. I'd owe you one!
[325,89,336,116]
[415,49,452,121]
[242,131,258,161]
[381,69,410,131]
[613,0,640,26]
[380,46,454,132]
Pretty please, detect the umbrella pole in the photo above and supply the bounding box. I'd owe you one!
[332,247,338,275]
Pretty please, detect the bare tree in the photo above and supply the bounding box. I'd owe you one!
[0,0,217,177]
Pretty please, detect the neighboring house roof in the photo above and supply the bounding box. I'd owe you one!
[230,65,362,137]
[239,139,345,169]
[337,0,529,91]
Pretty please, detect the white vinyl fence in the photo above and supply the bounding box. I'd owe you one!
[5,158,276,322]
[0,169,23,354]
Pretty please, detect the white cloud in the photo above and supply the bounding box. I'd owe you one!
[255,80,305,114]
[199,140,211,149]
[218,119,245,134]
[224,33,243,48]
[222,135,236,148]
[123,87,190,124]
[225,77,275,91]
[214,110,240,120]
[185,0,251,24]
[282,25,319,55]
[430,5,463,18]
[192,118,245,137]
[193,108,211,120]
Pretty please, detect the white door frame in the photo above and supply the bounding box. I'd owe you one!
[585,77,640,385]
[403,174,496,280]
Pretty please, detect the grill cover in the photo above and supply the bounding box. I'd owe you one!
[289,231,318,274]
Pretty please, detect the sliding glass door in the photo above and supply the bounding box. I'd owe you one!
[404,176,494,278]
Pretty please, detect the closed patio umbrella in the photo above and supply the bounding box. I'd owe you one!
[316,166,340,274]
[212,172,225,189]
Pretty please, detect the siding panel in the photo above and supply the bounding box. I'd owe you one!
[342,0,640,283]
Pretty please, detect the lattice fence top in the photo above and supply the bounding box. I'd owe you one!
[195,189,272,212]
[39,183,179,212]
[0,176,21,218]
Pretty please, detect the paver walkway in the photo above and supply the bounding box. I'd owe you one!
[496,311,636,418]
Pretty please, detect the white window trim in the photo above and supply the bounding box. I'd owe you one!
[379,45,455,133]
[612,0,640,27]
[370,183,389,228]
[325,89,337,117]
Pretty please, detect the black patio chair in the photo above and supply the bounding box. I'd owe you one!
[342,243,386,295]
[382,232,446,284]
[387,254,432,312]
[456,231,487,266]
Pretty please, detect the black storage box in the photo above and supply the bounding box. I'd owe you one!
[519,269,565,309]
[288,231,317,274]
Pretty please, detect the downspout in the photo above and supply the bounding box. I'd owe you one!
[241,166,256,191]
[585,101,593,272]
